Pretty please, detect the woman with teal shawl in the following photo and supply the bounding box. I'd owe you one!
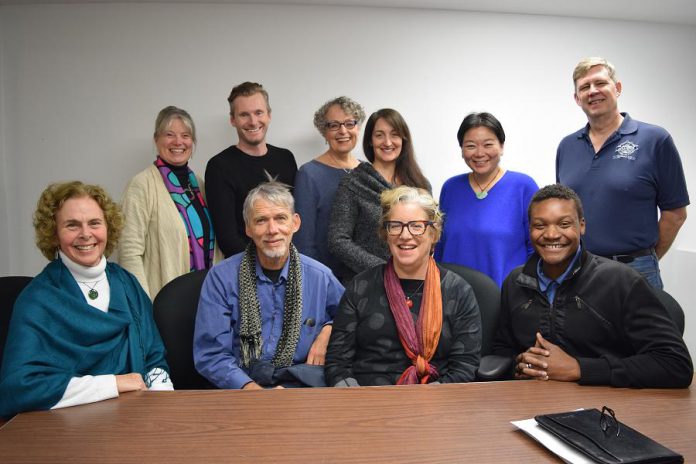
[0,181,172,418]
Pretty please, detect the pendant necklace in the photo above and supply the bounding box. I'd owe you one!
[328,152,354,173]
[183,182,196,202]
[404,280,425,309]
[473,167,501,200]
[77,278,104,300]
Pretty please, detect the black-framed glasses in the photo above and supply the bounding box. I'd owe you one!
[383,220,434,236]
[599,406,621,437]
[325,119,358,131]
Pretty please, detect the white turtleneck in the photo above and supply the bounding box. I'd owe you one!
[59,251,110,312]
[52,252,173,410]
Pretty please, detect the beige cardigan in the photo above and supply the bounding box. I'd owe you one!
[118,164,222,300]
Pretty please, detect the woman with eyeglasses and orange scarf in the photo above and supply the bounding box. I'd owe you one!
[325,186,481,386]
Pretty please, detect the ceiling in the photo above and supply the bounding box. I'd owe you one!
[1,0,695,27]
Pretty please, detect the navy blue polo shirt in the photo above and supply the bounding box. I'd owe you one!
[555,113,689,256]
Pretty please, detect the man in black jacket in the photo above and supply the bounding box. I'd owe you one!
[493,184,692,388]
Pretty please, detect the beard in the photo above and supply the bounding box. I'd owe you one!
[259,242,288,260]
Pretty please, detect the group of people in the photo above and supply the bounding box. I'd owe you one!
[0,56,692,418]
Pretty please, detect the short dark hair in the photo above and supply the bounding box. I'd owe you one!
[227,82,270,115]
[528,184,584,222]
[456,112,505,147]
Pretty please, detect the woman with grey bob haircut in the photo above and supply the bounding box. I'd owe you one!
[293,96,366,277]
[119,105,221,300]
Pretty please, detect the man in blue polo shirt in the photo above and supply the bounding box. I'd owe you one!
[556,57,689,289]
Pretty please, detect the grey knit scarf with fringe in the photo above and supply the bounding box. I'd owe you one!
[238,242,303,368]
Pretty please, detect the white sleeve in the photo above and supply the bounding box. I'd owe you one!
[147,367,174,391]
[51,375,119,410]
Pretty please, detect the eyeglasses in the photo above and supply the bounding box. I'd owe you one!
[383,220,435,236]
[325,119,358,131]
[599,406,621,437]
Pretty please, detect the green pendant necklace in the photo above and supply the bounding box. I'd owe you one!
[472,167,501,200]
[77,278,104,300]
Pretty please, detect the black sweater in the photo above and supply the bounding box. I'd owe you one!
[205,144,297,257]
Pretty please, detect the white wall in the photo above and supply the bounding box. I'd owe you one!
[0,6,9,274]
[1,3,695,352]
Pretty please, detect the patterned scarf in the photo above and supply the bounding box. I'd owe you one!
[154,157,215,271]
[384,257,443,384]
[238,242,303,368]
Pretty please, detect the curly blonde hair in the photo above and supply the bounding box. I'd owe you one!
[34,181,123,261]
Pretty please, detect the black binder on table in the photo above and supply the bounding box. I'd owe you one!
[535,408,683,464]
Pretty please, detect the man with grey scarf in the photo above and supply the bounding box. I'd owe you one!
[194,182,344,389]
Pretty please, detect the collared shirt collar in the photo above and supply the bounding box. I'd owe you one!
[537,244,583,302]
[578,112,638,139]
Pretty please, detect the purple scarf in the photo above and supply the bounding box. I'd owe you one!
[154,157,214,271]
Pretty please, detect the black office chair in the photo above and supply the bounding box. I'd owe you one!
[153,270,214,389]
[653,288,685,335]
[439,263,511,381]
[0,276,33,372]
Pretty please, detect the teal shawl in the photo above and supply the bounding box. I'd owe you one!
[0,259,168,418]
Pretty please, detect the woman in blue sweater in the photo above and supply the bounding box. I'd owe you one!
[293,96,365,277]
[435,112,538,287]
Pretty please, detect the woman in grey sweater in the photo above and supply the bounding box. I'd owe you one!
[328,108,430,283]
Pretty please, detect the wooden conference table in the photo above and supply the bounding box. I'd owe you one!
[1,379,693,463]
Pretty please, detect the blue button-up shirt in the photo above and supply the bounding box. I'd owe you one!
[536,245,582,305]
[194,252,344,389]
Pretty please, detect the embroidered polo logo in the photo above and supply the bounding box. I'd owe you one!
[613,140,638,160]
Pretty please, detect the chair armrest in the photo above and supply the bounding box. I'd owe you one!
[476,355,513,381]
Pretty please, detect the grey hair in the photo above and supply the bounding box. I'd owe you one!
[313,96,366,136]
[572,57,618,88]
[154,106,197,143]
[378,186,444,243]
[242,180,295,225]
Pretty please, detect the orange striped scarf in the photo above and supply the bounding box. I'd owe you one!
[384,257,443,384]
